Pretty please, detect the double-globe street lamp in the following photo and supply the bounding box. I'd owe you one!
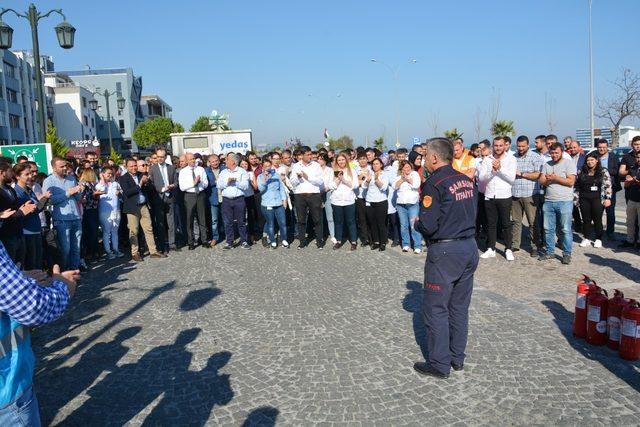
[371,59,417,148]
[89,89,125,154]
[0,3,76,145]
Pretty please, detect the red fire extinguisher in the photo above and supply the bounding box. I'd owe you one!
[586,286,608,346]
[573,275,596,339]
[620,300,640,361]
[607,290,629,350]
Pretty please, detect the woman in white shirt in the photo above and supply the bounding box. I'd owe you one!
[364,157,389,251]
[240,157,260,243]
[384,161,400,247]
[394,160,423,253]
[329,153,358,250]
[94,166,124,259]
[318,153,336,244]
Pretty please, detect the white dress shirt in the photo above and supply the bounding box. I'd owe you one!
[328,170,357,206]
[354,164,371,199]
[179,166,208,193]
[477,153,517,200]
[289,161,324,194]
[217,166,250,198]
[394,171,421,205]
[364,171,389,203]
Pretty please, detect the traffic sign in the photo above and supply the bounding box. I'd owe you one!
[0,143,53,174]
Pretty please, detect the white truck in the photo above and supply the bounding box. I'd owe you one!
[170,130,253,156]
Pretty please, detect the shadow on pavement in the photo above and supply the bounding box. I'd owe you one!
[542,300,640,393]
[60,328,234,425]
[180,283,222,311]
[402,281,429,361]
[241,406,280,427]
[584,253,640,283]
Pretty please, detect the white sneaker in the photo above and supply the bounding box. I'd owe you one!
[331,236,337,244]
[414,248,422,254]
[271,242,277,249]
[505,249,515,261]
[579,239,591,248]
[282,240,289,248]
[480,248,496,259]
[402,246,410,252]
[593,239,602,248]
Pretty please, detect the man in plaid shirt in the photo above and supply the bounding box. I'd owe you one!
[512,136,544,255]
[0,211,78,425]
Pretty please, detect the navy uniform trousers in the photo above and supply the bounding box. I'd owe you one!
[423,238,479,374]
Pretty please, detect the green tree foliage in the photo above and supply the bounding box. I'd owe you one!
[444,128,463,141]
[46,120,69,158]
[490,120,515,137]
[109,146,123,165]
[327,135,354,151]
[373,136,385,151]
[189,116,213,132]
[173,122,185,133]
[132,117,181,148]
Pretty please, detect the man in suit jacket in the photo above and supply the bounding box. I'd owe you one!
[118,158,166,262]
[148,148,178,253]
[596,139,621,237]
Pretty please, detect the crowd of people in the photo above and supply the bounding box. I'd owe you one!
[0,134,639,271]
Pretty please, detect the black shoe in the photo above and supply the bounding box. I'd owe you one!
[188,244,196,251]
[316,240,325,249]
[379,244,386,252]
[241,242,251,250]
[562,253,571,265]
[223,244,232,250]
[530,249,539,258]
[333,242,343,250]
[350,243,357,251]
[391,242,399,248]
[413,362,449,379]
[451,362,464,371]
[297,240,307,250]
[169,245,181,252]
[201,242,210,248]
[538,253,552,261]
[361,241,370,247]
[371,243,380,250]
[512,247,520,252]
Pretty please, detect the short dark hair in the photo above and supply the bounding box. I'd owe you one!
[85,151,97,158]
[412,144,421,152]
[356,151,367,160]
[516,135,529,144]
[426,137,453,163]
[632,135,640,143]
[16,155,28,162]
[549,142,563,152]
[596,138,609,147]
[299,146,312,154]
[546,134,558,142]
[13,162,31,176]
[534,135,547,141]
[469,143,479,152]
[504,136,512,145]
[51,156,65,167]
[388,150,396,154]
[125,157,137,165]
[478,140,491,149]
[0,156,13,165]
[318,153,330,164]
[396,148,408,155]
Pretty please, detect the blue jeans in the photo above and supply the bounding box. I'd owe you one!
[324,191,335,239]
[0,386,41,427]
[543,200,573,255]
[397,203,422,250]
[54,218,82,270]
[332,204,357,243]
[210,204,222,242]
[261,205,287,243]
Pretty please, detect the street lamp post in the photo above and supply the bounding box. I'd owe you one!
[89,89,126,154]
[588,0,595,147]
[0,4,76,145]
[371,59,417,148]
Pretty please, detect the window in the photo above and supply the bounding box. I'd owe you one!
[116,82,122,94]
[9,114,20,128]
[84,134,89,140]
[82,96,87,108]
[183,136,208,149]
[6,89,17,103]
[0,139,8,146]
[83,115,88,126]
[4,63,15,78]
[91,117,95,128]
[0,115,5,126]
[119,119,125,135]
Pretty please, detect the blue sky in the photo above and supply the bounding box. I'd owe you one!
[4,0,640,148]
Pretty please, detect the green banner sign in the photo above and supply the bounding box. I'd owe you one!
[0,143,53,175]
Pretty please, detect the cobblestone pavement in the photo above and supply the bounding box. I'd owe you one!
[33,233,640,425]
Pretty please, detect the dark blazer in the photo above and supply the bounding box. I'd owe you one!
[149,162,176,203]
[604,154,621,192]
[118,172,151,215]
[575,153,586,171]
[0,185,22,238]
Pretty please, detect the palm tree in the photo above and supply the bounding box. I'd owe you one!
[443,128,463,141]
[490,120,515,137]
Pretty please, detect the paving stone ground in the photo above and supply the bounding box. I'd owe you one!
[32,231,640,426]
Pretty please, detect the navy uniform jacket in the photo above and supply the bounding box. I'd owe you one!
[416,165,476,241]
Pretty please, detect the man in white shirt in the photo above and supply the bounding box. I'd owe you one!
[477,136,517,260]
[289,146,325,248]
[178,153,209,250]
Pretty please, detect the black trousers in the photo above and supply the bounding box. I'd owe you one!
[245,195,259,240]
[579,196,604,240]
[1,235,24,265]
[294,193,323,244]
[355,198,371,244]
[365,200,388,244]
[485,197,512,250]
[153,200,175,252]
[23,233,43,270]
[387,212,400,244]
[184,192,208,245]
[476,192,487,236]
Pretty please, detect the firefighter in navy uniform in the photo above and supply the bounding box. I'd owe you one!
[413,138,479,379]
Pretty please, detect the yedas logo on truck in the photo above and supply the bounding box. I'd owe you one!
[219,140,250,151]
